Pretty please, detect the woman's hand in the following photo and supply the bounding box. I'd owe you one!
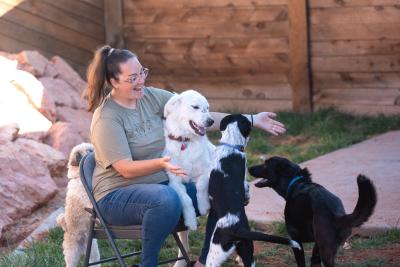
[161,156,188,178]
[253,112,286,136]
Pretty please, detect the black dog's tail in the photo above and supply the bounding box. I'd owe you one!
[222,228,301,250]
[334,174,377,228]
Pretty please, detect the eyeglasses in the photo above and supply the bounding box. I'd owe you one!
[122,67,149,84]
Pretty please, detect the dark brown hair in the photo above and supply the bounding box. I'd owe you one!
[83,45,137,112]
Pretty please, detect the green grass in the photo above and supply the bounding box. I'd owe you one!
[1,108,400,266]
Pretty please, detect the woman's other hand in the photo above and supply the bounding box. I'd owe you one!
[253,112,286,136]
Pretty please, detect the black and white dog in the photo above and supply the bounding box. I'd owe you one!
[206,115,301,267]
[249,157,377,267]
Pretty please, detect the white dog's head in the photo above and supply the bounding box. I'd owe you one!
[67,142,94,179]
[164,90,214,137]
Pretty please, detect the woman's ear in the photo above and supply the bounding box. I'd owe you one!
[164,93,181,118]
[109,77,119,89]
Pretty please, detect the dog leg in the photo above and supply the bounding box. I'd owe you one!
[90,239,101,267]
[63,234,81,267]
[196,176,210,215]
[310,243,321,267]
[170,180,197,230]
[236,240,255,267]
[206,242,235,267]
[173,231,190,267]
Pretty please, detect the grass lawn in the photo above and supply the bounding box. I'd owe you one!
[1,108,400,266]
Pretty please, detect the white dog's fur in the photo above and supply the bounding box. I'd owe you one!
[163,90,216,230]
[163,90,216,267]
[56,143,100,267]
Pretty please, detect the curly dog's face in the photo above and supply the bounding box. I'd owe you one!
[164,90,214,137]
[67,142,94,179]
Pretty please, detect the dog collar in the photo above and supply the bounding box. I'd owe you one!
[218,142,244,152]
[287,175,303,193]
[168,134,190,151]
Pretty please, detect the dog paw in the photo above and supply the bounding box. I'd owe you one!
[185,218,197,231]
[198,201,210,216]
[290,240,302,250]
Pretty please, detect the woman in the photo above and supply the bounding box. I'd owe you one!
[83,45,286,267]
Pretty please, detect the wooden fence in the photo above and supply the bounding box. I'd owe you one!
[1,0,399,114]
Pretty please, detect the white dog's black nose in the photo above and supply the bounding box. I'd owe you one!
[206,118,214,127]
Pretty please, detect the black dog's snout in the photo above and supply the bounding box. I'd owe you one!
[206,118,214,127]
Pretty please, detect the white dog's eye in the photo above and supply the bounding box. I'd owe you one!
[191,105,199,110]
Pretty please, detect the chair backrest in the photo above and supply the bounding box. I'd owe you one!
[80,151,96,192]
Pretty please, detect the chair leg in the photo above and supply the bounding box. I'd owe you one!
[102,225,127,267]
[172,232,191,264]
[84,218,95,267]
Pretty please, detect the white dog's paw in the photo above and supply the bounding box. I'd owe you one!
[198,198,210,215]
[185,217,197,231]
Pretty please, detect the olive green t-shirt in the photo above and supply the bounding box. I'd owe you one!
[90,87,173,201]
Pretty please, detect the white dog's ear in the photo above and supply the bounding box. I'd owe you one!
[164,93,182,118]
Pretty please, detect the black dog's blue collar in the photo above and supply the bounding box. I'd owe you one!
[218,142,244,152]
[287,175,303,192]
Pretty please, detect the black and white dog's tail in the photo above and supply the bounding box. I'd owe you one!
[222,228,301,249]
[335,174,377,228]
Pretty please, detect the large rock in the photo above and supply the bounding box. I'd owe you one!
[11,70,57,122]
[17,51,50,77]
[14,138,67,178]
[0,137,59,240]
[0,82,52,134]
[56,106,92,140]
[43,122,84,158]
[39,77,84,110]
[50,56,87,95]
[0,124,19,143]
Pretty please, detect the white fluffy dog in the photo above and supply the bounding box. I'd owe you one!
[57,143,101,267]
[163,90,216,267]
[163,90,216,230]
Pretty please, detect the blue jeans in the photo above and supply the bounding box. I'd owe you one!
[97,181,216,266]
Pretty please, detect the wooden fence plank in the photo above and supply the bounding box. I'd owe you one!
[313,72,400,89]
[209,98,292,112]
[126,38,289,56]
[124,6,288,24]
[311,23,400,41]
[288,0,311,112]
[124,0,288,9]
[312,55,400,72]
[312,40,400,56]
[148,81,292,100]
[310,0,400,8]
[124,21,289,39]
[314,88,399,105]
[311,6,400,24]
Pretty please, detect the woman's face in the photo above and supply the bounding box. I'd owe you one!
[114,57,146,100]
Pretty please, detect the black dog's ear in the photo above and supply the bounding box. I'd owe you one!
[220,114,235,131]
[237,115,252,138]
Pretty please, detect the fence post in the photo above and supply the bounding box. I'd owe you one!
[288,0,312,112]
[104,0,125,48]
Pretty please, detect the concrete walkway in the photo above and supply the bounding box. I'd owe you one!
[246,131,400,234]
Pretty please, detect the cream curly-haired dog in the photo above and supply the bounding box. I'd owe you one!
[57,143,100,267]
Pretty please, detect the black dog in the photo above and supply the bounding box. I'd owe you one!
[248,157,377,267]
[206,115,300,267]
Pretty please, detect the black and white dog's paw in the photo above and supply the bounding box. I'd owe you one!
[290,240,302,250]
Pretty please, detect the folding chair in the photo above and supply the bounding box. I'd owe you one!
[79,152,191,267]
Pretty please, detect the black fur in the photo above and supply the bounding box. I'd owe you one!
[248,156,377,267]
[207,116,297,266]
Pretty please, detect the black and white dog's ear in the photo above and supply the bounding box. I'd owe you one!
[164,93,181,118]
[220,114,236,131]
[237,115,252,138]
